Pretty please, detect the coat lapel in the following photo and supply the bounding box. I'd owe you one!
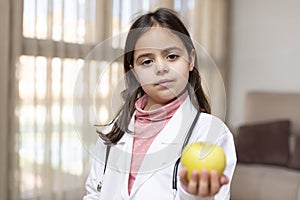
[114,116,135,198]
[129,96,198,197]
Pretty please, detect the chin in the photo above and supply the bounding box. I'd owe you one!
[158,94,178,104]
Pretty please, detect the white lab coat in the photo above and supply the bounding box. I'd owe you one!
[83,96,237,200]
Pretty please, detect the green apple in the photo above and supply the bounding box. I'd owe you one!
[181,142,226,180]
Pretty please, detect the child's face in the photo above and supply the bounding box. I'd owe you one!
[132,27,195,109]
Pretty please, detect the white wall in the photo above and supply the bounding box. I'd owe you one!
[227,0,300,130]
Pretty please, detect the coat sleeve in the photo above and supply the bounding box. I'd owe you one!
[214,125,237,200]
[83,159,102,200]
[83,139,106,200]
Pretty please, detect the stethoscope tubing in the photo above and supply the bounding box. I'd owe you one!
[99,111,201,196]
[172,111,201,191]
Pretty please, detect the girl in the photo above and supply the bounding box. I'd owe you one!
[84,8,236,200]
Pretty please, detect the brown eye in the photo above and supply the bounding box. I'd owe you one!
[166,54,179,60]
[141,59,153,66]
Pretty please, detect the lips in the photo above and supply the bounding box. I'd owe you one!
[155,79,173,87]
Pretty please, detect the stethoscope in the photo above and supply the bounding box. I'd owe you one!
[172,111,200,192]
[97,111,201,196]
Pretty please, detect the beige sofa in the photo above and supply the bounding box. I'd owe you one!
[230,92,300,200]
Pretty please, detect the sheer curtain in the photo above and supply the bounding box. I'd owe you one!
[7,0,228,200]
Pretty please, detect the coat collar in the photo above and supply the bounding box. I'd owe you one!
[115,95,199,198]
[116,95,197,145]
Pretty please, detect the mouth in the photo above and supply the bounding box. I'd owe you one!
[155,79,173,87]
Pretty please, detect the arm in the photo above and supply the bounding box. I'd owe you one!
[176,124,237,200]
[83,158,102,200]
[214,127,237,200]
[83,139,106,200]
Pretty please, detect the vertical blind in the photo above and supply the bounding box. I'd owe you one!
[13,0,228,199]
[19,0,98,199]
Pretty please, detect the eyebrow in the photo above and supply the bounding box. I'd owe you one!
[135,46,184,61]
[163,46,184,53]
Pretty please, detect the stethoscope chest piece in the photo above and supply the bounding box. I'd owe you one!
[97,180,103,192]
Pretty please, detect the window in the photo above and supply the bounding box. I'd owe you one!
[14,0,227,199]
[18,0,99,199]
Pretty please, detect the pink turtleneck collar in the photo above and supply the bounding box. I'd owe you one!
[128,91,188,194]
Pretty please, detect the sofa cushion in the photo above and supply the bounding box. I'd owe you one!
[236,120,290,166]
[231,164,300,200]
[288,135,300,169]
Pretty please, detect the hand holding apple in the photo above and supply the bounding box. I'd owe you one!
[181,142,226,179]
[179,142,228,197]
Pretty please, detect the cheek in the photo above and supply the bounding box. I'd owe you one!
[174,68,190,92]
[175,67,190,82]
[134,68,155,85]
[140,84,152,95]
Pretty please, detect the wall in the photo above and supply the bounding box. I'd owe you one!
[227,0,300,130]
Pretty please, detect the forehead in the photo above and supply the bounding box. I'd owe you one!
[134,27,186,51]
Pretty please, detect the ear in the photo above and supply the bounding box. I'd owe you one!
[189,49,196,71]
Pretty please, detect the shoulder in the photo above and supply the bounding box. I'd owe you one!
[193,112,233,144]
[92,138,107,160]
[198,112,229,130]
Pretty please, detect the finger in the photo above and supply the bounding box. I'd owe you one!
[210,170,221,195]
[187,170,199,195]
[220,175,229,185]
[179,168,188,189]
[198,169,209,196]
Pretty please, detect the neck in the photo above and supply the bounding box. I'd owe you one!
[143,90,188,111]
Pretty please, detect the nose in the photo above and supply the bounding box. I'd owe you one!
[155,59,169,75]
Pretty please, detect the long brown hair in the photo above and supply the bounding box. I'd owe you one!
[98,8,210,145]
